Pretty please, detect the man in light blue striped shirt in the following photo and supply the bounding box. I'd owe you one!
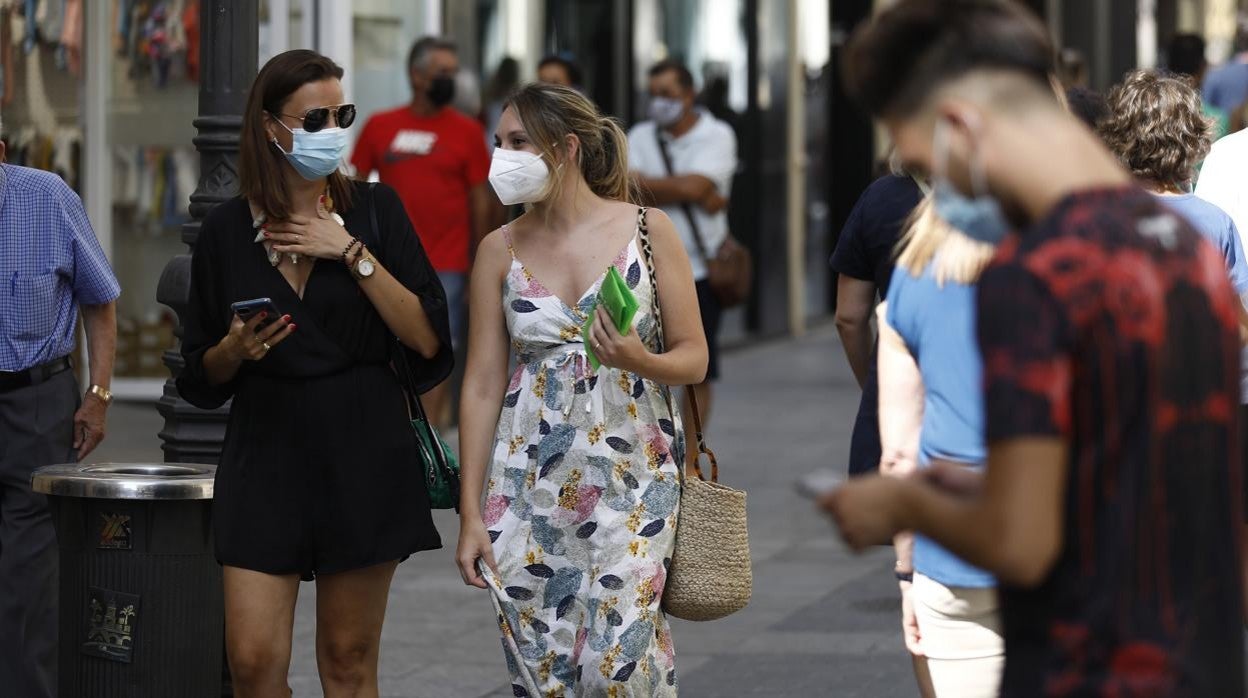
[0,148,119,697]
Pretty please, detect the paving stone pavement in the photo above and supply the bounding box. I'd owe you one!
[95,324,919,697]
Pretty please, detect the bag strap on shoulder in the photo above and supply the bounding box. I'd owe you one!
[654,129,712,262]
[636,206,719,483]
[363,183,431,425]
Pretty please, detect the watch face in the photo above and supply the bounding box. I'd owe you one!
[358,259,376,277]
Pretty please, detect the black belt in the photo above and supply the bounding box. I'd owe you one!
[0,356,72,393]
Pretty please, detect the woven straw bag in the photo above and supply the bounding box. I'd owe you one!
[636,208,753,622]
[662,401,753,620]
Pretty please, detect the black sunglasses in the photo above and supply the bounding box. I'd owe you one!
[278,103,357,133]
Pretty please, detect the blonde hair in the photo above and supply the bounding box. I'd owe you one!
[896,196,996,286]
[504,83,636,203]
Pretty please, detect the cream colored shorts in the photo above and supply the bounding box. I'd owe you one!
[913,573,1005,698]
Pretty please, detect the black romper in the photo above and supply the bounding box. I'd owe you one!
[178,181,453,580]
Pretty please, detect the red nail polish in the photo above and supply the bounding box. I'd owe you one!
[258,312,267,319]
[289,324,297,331]
[263,232,270,238]
[283,314,291,321]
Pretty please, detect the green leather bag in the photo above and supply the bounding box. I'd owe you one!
[398,359,461,510]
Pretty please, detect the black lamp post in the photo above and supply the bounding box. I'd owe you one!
[155,4,258,694]
[156,0,259,465]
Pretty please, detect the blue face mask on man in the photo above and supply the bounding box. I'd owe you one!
[930,119,1010,244]
[271,118,348,180]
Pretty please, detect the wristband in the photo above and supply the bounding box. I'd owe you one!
[341,238,362,265]
[894,570,914,583]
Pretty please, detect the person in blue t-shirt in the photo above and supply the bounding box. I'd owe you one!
[1103,70,1248,289]
[877,198,1002,698]
[1100,69,1248,386]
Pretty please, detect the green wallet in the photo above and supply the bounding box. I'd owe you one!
[582,265,640,371]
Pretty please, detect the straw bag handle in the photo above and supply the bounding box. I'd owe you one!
[636,207,720,483]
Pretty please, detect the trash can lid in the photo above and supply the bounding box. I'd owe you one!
[30,463,216,500]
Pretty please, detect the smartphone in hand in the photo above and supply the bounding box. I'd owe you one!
[795,469,844,500]
[230,297,283,330]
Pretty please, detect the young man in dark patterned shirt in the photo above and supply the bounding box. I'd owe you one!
[824,1,1245,695]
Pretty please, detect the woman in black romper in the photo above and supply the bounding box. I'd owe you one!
[177,50,452,696]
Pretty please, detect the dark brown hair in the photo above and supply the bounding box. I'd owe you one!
[408,36,457,74]
[1168,33,1207,78]
[504,83,635,204]
[238,49,354,220]
[648,59,695,91]
[538,54,582,87]
[843,0,1053,118]
[1099,70,1214,190]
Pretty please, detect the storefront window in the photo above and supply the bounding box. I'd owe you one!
[1,1,83,188]
[107,0,198,381]
[351,0,430,135]
[633,0,748,123]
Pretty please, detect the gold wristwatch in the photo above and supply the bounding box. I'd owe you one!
[87,384,114,405]
[352,251,377,280]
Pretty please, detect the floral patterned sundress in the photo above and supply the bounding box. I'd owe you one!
[480,209,683,697]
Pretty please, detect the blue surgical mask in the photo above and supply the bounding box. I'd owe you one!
[930,120,1010,244]
[272,119,348,180]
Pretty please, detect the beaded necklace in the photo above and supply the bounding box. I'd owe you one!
[251,191,345,267]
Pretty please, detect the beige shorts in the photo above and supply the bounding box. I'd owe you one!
[913,573,1005,698]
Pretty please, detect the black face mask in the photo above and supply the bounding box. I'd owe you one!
[428,77,456,107]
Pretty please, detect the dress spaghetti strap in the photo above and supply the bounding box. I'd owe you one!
[501,223,517,260]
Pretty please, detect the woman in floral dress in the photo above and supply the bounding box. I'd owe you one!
[456,83,709,696]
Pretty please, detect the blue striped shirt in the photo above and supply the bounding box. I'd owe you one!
[0,164,120,372]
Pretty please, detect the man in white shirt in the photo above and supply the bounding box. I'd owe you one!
[1197,132,1248,252]
[629,59,738,462]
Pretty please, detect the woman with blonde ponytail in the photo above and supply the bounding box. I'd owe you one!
[455,83,707,696]
[877,198,1002,697]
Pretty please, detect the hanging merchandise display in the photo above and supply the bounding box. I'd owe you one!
[0,1,82,179]
[118,0,195,89]
[3,0,82,76]
[6,125,80,187]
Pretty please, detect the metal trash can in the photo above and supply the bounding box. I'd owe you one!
[32,463,222,697]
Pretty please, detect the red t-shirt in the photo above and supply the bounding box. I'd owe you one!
[351,106,490,272]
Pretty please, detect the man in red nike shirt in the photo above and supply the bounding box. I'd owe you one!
[352,36,492,426]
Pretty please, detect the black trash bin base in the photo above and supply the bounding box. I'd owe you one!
[54,498,223,697]
[33,463,223,698]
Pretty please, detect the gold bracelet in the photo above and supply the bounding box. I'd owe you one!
[87,384,114,405]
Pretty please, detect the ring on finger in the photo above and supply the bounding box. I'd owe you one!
[261,341,272,352]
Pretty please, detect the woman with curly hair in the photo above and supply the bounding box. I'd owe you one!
[1099,69,1248,296]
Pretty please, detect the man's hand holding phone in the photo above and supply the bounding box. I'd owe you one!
[221,298,295,361]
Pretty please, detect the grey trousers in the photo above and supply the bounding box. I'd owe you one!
[0,368,77,698]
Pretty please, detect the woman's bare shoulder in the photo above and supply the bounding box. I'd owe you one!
[476,226,513,269]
